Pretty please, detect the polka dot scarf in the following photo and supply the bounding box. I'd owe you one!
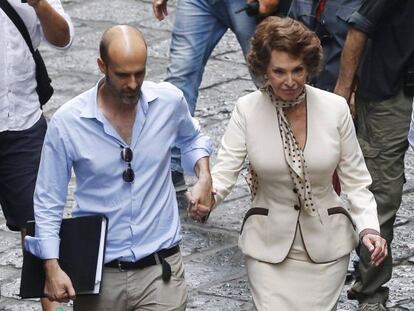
[249,84,319,218]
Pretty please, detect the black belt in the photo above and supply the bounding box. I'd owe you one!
[105,245,180,282]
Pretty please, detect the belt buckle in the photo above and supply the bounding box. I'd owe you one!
[117,260,125,272]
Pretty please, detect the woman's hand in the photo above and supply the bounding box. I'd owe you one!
[361,233,388,267]
[186,180,215,223]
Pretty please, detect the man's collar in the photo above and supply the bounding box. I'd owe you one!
[80,78,104,120]
[139,81,159,111]
[80,79,159,120]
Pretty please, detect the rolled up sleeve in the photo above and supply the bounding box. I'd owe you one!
[174,97,213,175]
[24,236,60,259]
[348,0,389,35]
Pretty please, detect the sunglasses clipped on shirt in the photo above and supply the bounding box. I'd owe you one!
[120,145,135,183]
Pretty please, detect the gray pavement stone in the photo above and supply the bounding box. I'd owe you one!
[1,0,413,310]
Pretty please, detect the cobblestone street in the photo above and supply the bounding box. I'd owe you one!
[0,0,413,310]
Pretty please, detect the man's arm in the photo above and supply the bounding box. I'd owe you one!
[24,116,75,300]
[172,91,214,221]
[152,0,168,21]
[27,0,71,47]
[334,0,392,102]
[334,26,367,102]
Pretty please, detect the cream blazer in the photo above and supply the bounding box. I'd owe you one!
[212,85,380,264]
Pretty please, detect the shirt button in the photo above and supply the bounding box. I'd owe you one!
[294,204,300,211]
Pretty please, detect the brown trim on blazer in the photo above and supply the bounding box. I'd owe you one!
[327,206,356,230]
[240,207,269,234]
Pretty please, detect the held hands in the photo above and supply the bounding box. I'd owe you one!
[186,178,215,223]
[44,259,76,303]
[361,234,388,267]
[152,0,168,21]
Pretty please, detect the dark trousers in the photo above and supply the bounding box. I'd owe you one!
[0,115,47,231]
[351,89,412,304]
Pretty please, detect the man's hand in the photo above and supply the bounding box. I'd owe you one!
[361,234,388,267]
[186,178,215,222]
[251,0,279,17]
[186,157,214,222]
[44,259,76,303]
[26,0,42,8]
[152,0,168,21]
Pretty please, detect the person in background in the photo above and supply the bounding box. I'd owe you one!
[152,0,280,192]
[289,0,361,92]
[289,0,362,194]
[188,16,387,310]
[335,0,414,309]
[0,0,73,310]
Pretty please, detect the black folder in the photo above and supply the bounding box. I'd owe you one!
[19,215,108,299]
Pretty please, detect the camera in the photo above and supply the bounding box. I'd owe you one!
[235,0,260,16]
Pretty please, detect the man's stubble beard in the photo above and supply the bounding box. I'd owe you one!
[106,75,140,106]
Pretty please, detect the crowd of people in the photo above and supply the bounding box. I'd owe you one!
[0,0,413,310]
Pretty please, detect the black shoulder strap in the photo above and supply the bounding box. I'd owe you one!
[0,1,36,55]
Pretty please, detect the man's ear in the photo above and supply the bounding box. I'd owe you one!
[97,57,106,75]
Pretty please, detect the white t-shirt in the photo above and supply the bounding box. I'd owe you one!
[0,0,74,131]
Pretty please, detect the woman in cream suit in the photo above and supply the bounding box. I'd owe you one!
[188,17,388,310]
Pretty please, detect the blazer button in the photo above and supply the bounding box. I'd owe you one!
[294,204,300,211]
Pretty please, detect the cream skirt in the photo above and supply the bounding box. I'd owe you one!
[246,228,349,311]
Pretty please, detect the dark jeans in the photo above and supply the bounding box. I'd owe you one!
[0,115,47,231]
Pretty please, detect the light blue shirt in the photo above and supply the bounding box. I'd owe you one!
[25,80,213,263]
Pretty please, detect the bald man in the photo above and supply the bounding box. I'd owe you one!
[24,25,213,310]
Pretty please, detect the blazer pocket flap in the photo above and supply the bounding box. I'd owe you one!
[327,206,356,230]
[240,207,269,234]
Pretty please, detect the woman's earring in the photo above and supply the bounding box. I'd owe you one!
[264,74,268,80]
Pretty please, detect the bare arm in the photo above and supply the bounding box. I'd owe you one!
[27,0,70,47]
[334,27,368,102]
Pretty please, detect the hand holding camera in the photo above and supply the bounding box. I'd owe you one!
[236,0,280,17]
[21,0,42,7]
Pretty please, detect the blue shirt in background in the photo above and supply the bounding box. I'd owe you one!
[25,80,213,263]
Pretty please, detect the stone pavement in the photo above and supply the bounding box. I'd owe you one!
[0,0,413,310]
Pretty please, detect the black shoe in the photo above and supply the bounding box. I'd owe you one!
[172,171,187,193]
